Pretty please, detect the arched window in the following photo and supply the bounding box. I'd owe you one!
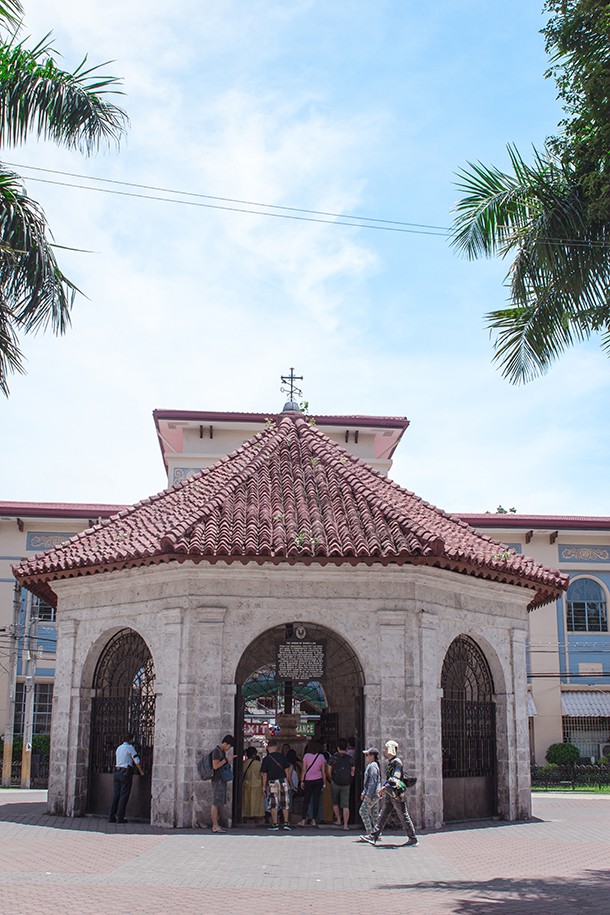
[566,578,608,632]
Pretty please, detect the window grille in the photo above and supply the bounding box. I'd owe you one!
[13,683,54,736]
[562,716,610,759]
[566,579,608,632]
[36,600,56,622]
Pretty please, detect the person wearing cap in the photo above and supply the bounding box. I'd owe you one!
[359,747,380,836]
[361,739,418,846]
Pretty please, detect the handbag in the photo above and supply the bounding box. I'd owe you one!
[220,761,234,782]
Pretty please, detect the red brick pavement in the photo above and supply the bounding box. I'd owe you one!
[0,791,608,915]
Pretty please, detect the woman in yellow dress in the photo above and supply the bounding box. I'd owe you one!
[242,746,265,820]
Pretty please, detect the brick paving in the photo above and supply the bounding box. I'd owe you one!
[0,790,608,914]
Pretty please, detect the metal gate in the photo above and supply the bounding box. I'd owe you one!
[441,635,496,820]
[88,629,155,820]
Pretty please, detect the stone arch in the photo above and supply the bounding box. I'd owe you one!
[86,628,156,821]
[233,621,365,822]
[440,634,497,821]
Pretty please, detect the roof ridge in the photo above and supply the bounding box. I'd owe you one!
[159,423,283,551]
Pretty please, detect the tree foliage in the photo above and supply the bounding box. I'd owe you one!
[544,0,610,220]
[450,1,610,383]
[0,2,128,395]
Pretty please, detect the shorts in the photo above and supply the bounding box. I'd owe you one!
[266,779,290,811]
[331,782,350,809]
[211,778,227,806]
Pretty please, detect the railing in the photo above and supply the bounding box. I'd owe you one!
[531,764,610,790]
[0,758,49,788]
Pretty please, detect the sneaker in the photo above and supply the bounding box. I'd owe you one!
[405,836,419,846]
[283,823,292,830]
[268,823,280,830]
[360,834,378,844]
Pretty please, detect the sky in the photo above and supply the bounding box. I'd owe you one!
[1,0,609,516]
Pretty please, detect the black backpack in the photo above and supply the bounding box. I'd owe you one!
[332,753,352,786]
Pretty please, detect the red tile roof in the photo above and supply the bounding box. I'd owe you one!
[14,414,568,609]
[0,502,127,519]
[459,513,610,530]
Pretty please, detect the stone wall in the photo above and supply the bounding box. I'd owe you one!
[50,560,531,828]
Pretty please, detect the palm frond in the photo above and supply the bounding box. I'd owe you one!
[0,1,23,30]
[0,37,129,152]
[0,165,77,394]
[451,144,610,382]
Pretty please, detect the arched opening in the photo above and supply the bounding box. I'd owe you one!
[233,622,365,824]
[87,628,156,821]
[441,634,497,821]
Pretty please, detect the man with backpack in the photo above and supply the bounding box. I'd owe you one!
[328,738,355,829]
[210,735,235,833]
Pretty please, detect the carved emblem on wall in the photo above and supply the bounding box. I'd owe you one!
[559,545,610,563]
[172,467,201,484]
[27,532,75,551]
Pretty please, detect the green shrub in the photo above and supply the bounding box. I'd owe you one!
[0,734,51,763]
[545,742,580,766]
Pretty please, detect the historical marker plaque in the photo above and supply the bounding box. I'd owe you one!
[276,638,326,682]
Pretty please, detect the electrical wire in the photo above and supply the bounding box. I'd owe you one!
[5,161,450,236]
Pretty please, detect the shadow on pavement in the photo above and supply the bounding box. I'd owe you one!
[0,792,544,836]
[376,871,610,913]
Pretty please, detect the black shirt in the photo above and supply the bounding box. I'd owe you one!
[211,745,226,782]
[260,751,290,781]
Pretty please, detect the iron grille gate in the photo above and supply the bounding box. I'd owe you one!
[88,629,155,820]
[441,635,497,820]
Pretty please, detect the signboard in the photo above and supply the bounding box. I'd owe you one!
[244,721,271,738]
[296,722,316,737]
[276,638,326,682]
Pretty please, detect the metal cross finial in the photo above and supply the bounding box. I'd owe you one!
[280,367,303,403]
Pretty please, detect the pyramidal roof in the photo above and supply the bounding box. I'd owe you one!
[14,412,568,609]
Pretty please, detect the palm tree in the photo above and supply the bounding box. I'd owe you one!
[0,2,128,394]
[450,144,610,384]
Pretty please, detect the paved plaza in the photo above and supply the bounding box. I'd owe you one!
[0,790,608,914]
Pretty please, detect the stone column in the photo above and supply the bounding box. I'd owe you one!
[511,626,531,819]
[363,683,381,750]
[47,618,78,817]
[192,607,227,828]
[419,610,443,828]
[150,608,184,827]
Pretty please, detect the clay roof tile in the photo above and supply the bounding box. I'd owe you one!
[14,412,568,609]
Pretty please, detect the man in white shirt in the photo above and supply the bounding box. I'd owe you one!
[108,734,144,824]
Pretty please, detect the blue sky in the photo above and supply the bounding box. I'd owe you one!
[1,1,609,515]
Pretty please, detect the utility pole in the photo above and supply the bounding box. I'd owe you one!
[2,583,21,788]
[21,596,38,789]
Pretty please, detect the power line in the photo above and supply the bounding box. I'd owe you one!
[5,162,450,236]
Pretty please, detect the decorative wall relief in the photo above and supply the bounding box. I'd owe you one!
[172,467,201,485]
[27,532,76,551]
[559,545,610,563]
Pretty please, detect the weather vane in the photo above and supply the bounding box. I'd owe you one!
[280,367,303,403]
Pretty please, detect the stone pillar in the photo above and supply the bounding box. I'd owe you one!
[511,627,531,819]
[419,611,442,828]
[47,618,79,817]
[363,683,381,750]
[192,607,227,828]
[150,608,184,827]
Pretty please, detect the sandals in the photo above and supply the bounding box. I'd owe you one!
[212,825,226,833]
